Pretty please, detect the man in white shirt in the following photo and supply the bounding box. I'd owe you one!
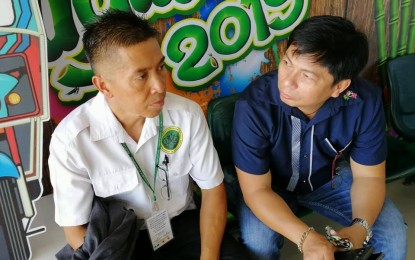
[49,9,248,260]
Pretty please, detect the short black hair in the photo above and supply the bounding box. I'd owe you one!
[287,15,369,84]
[82,9,158,71]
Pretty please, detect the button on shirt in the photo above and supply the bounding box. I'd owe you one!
[49,92,223,226]
[232,70,387,194]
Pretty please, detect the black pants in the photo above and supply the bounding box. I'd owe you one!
[134,209,250,260]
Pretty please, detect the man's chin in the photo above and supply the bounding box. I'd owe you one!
[280,96,296,107]
[147,108,163,118]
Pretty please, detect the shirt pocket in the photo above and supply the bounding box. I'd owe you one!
[92,167,139,198]
[319,138,352,158]
[164,158,193,197]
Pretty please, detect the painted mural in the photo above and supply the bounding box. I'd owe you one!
[41,0,310,121]
[38,0,415,125]
[0,0,49,259]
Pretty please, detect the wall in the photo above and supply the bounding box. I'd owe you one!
[0,0,49,258]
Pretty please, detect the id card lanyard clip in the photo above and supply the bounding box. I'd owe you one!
[121,113,163,212]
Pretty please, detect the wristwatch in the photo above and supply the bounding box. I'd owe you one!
[351,218,373,246]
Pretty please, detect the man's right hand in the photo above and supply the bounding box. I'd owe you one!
[302,230,337,260]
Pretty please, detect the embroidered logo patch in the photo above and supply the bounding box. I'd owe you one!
[161,126,183,153]
[343,90,357,100]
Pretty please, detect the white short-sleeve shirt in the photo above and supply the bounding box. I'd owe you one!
[49,92,224,226]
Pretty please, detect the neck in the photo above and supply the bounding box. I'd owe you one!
[119,116,146,143]
[301,107,320,119]
[108,101,146,142]
[305,109,318,116]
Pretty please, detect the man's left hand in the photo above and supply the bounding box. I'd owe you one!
[336,225,367,249]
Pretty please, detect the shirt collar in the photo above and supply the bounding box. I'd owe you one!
[88,92,161,146]
[314,82,362,121]
[88,92,122,142]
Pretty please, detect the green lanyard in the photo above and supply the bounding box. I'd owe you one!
[120,113,163,202]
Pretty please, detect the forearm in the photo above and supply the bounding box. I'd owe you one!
[336,177,386,248]
[338,159,386,247]
[244,188,310,245]
[350,176,385,225]
[350,159,386,225]
[63,225,87,250]
[200,183,227,260]
[238,170,335,257]
[245,187,337,257]
[237,169,310,245]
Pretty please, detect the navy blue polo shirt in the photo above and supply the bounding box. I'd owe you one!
[232,70,387,194]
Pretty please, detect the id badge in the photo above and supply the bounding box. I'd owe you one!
[145,208,174,251]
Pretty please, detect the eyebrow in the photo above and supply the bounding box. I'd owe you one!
[285,51,318,76]
[135,56,166,74]
[159,56,166,65]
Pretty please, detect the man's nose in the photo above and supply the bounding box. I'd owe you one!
[151,73,166,93]
[280,70,298,90]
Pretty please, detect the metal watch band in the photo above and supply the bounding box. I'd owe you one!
[351,218,372,246]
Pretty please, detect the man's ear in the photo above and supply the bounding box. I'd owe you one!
[92,75,113,98]
[331,79,351,98]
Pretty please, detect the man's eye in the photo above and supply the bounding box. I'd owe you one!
[282,59,290,66]
[135,74,146,80]
[302,73,314,80]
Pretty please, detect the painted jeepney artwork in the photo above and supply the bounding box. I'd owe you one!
[0,0,49,259]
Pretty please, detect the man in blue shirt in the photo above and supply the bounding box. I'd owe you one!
[232,15,407,259]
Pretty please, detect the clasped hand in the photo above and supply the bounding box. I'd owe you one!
[301,226,366,260]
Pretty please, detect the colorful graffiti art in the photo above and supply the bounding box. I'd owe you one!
[0,0,49,259]
[42,0,309,121]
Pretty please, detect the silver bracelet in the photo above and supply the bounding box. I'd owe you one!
[297,227,314,253]
[351,218,372,246]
